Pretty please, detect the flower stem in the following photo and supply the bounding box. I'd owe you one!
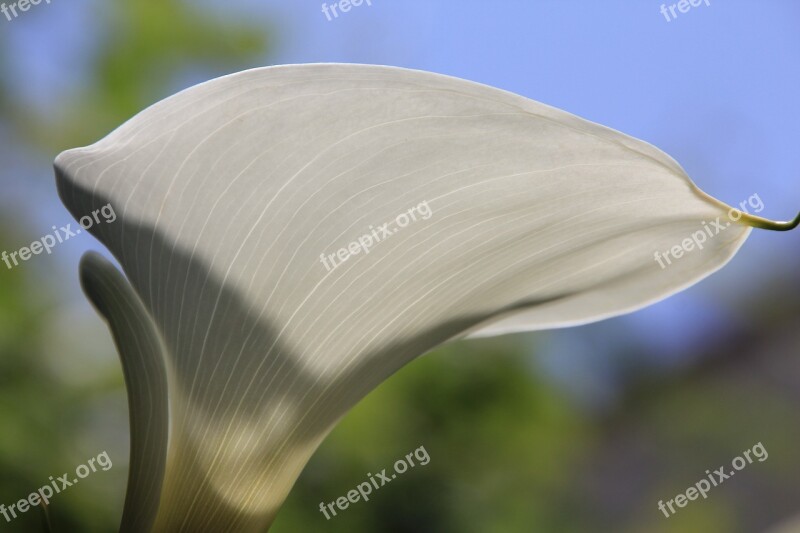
[742,211,800,231]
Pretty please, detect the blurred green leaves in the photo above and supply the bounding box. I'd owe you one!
[1,0,270,153]
[0,230,115,532]
[273,337,590,533]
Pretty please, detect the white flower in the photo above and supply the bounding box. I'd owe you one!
[55,64,798,532]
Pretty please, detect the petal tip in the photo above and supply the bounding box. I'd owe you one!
[744,210,800,232]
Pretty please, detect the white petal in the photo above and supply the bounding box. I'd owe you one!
[54,64,786,531]
[79,252,168,533]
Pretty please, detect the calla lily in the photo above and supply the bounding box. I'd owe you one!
[54,64,798,532]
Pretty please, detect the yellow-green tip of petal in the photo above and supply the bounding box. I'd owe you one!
[742,211,800,232]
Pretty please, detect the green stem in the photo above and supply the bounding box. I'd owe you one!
[742,211,800,232]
